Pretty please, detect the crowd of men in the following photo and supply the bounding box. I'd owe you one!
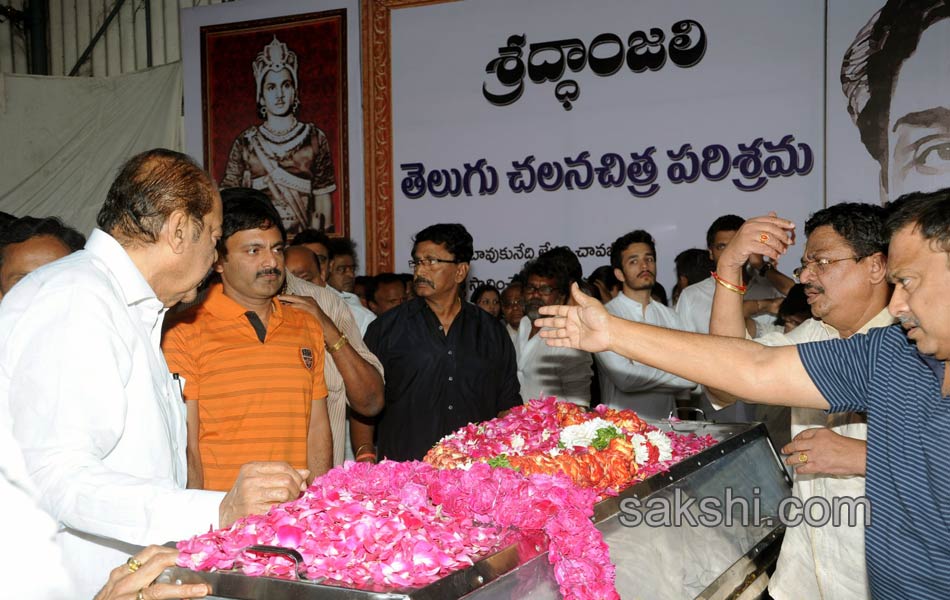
[1,147,948,600]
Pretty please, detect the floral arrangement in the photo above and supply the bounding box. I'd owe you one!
[177,460,617,600]
[177,398,716,600]
[425,397,717,493]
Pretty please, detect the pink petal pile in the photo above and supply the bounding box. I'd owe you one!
[177,461,618,600]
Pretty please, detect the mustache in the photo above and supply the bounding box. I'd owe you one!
[413,277,435,288]
[638,271,654,278]
[898,313,920,328]
[803,283,824,294]
[257,267,282,278]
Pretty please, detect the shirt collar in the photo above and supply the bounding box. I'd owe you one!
[85,229,159,307]
[202,282,283,322]
[816,307,896,339]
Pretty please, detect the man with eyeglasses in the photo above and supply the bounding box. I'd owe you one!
[516,249,593,407]
[538,189,950,598]
[595,230,696,419]
[364,223,521,461]
[708,203,892,600]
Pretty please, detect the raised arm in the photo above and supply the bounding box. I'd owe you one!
[710,213,796,339]
[538,285,828,410]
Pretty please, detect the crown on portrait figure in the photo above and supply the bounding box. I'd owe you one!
[253,36,299,101]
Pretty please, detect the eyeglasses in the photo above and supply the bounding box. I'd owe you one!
[793,256,864,279]
[409,257,460,269]
[333,264,356,274]
[525,284,557,296]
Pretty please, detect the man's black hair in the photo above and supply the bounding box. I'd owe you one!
[218,187,286,257]
[367,272,404,304]
[0,216,86,269]
[291,228,331,249]
[327,237,357,261]
[412,223,474,263]
[885,188,950,253]
[522,249,575,297]
[706,214,745,248]
[805,202,888,258]
[674,248,716,287]
[542,246,583,282]
[587,265,620,294]
[0,211,16,229]
[610,230,657,270]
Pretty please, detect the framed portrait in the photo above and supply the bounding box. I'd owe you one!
[198,9,349,238]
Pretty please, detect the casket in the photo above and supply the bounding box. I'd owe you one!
[163,421,790,599]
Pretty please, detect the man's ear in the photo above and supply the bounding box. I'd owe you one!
[455,262,470,284]
[614,267,625,284]
[163,209,191,255]
[867,252,887,285]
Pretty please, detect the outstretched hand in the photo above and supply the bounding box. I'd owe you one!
[536,283,612,353]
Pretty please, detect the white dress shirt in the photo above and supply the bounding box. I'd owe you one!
[333,287,376,337]
[0,399,72,599]
[595,293,697,420]
[516,316,592,407]
[759,308,893,600]
[506,322,519,347]
[0,230,224,599]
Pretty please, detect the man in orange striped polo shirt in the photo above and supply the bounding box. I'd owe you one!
[164,189,332,491]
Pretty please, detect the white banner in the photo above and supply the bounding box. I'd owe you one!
[391,0,825,292]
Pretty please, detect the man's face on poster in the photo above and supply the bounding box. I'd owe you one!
[885,19,950,200]
[260,68,296,118]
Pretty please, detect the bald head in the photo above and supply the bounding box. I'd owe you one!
[285,245,324,285]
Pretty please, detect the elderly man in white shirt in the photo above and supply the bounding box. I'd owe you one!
[595,230,696,420]
[517,252,592,406]
[0,150,307,599]
[708,204,892,600]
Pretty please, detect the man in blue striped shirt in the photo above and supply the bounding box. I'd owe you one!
[537,189,950,598]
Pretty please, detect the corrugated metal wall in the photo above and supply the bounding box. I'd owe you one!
[0,0,229,77]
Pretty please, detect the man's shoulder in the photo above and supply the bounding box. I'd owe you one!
[2,251,119,311]
[366,298,414,334]
[679,277,714,301]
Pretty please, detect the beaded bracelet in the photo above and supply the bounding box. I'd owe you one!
[711,271,747,295]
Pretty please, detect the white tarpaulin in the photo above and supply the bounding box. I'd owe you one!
[0,62,183,235]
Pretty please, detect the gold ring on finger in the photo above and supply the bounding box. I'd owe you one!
[759,233,770,243]
[798,452,808,464]
[126,556,142,573]
[136,588,146,600]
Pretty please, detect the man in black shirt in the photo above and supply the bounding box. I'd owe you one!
[364,223,521,461]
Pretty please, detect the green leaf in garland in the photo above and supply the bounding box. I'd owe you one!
[487,454,514,469]
[591,426,623,451]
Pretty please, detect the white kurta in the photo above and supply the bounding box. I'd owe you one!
[761,309,893,600]
[516,317,592,407]
[595,294,697,420]
[0,230,224,599]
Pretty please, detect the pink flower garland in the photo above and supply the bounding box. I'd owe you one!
[178,461,618,600]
